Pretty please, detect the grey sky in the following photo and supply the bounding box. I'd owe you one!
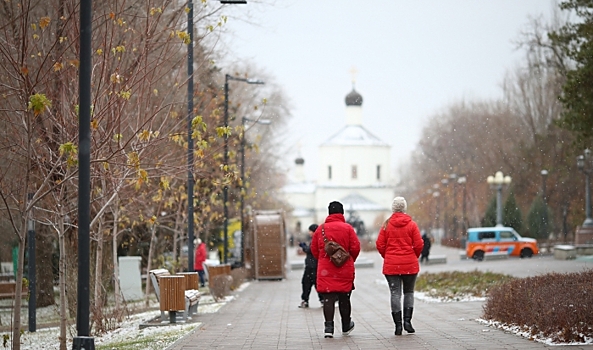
[222,0,554,182]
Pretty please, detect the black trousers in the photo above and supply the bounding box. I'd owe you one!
[301,267,321,302]
[322,292,352,326]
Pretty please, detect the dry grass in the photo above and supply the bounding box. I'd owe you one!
[483,270,593,343]
[416,270,514,299]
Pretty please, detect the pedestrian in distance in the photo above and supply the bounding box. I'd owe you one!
[298,224,323,308]
[420,230,432,264]
[376,197,424,336]
[311,201,361,339]
[194,238,207,287]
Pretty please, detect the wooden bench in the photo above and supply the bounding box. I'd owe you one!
[0,282,28,300]
[149,269,201,322]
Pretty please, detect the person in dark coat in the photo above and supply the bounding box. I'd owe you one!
[298,224,323,308]
[420,231,432,264]
[376,197,423,336]
[311,201,361,338]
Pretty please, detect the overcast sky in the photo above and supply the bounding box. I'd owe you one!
[221,0,555,182]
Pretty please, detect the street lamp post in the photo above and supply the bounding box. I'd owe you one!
[541,169,548,204]
[223,74,263,264]
[457,176,467,247]
[577,149,593,227]
[487,171,512,227]
[449,173,458,239]
[441,178,449,238]
[240,117,271,266]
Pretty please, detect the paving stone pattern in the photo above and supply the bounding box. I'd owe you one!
[168,244,593,350]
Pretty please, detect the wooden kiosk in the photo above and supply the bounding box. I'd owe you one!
[245,210,286,280]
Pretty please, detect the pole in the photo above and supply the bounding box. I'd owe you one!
[496,184,503,226]
[73,0,94,348]
[585,172,593,227]
[223,75,229,264]
[27,193,35,333]
[240,118,246,266]
[187,0,195,272]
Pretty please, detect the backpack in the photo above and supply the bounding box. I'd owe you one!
[321,224,350,267]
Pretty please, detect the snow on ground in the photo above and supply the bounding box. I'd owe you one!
[477,318,593,346]
[0,292,238,349]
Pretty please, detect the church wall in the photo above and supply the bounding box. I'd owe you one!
[318,145,391,187]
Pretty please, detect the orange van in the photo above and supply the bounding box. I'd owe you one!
[466,227,539,261]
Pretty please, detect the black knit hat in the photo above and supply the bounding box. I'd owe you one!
[328,201,344,214]
[308,224,319,232]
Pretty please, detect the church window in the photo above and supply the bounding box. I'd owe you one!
[328,165,332,180]
[377,165,381,180]
[351,165,358,179]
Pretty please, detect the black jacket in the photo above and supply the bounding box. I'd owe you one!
[300,241,318,269]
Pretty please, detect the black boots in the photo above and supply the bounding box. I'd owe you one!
[391,311,403,335]
[324,321,334,338]
[403,307,415,333]
[342,320,355,336]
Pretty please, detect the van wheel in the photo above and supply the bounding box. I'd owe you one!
[472,251,484,261]
[520,248,533,258]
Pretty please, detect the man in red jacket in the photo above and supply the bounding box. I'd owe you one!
[376,196,423,335]
[311,201,360,338]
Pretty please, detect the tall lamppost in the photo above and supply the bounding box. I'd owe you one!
[577,149,593,227]
[440,178,449,238]
[457,176,467,246]
[449,173,458,239]
[487,171,512,227]
[240,117,271,266]
[541,169,548,204]
[223,74,264,264]
[432,190,440,233]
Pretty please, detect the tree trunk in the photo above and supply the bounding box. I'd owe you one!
[36,227,56,307]
[112,207,122,312]
[144,224,157,307]
[58,218,67,350]
[11,232,25,350]
[93,222,104,331]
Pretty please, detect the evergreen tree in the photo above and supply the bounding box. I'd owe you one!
[503,191,523,233]
[527,196,552,239]
[482,196,497,227]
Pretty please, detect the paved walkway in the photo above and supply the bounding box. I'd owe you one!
[168,244,593,350]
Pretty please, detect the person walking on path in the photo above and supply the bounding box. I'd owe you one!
[194,238,207,287]
[376,197,423,336]
[298,223,323,308]
[311,201,361,339]
[420,230,432,264]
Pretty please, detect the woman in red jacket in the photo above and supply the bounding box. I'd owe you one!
[194,238,207,287]
[311,201,360,338]
[376,197,423,336]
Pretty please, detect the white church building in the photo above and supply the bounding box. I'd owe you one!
[282,87,396,240]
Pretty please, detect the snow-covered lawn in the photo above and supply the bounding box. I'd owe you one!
[0,292,236,349]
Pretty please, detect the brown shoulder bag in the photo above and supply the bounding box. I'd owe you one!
[321,224,350,267]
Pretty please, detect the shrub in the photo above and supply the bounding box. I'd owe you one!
[483,270,593,343]
[416,270,514,299]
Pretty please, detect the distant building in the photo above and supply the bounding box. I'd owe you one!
[282,86,395,241]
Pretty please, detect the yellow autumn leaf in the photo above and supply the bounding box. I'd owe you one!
[53,62,62,71]
[33,34,39,40]
[91,119,98,129]
[96,48,103,55]
[39,17,50,29]
[138,130,150,141]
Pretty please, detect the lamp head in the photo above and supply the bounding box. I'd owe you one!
[457,176,466,184]
[487,175,494,184]
[246,78,265,85]
[578,155,585,170]
[503,175,512,185]
[541,169,548,177]
[586,149,591,158]
[441,178,449,185]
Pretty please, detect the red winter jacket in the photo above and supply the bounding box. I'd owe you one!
[194,243,206,271]
[376,212,423,275]
[311,213,361,293]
